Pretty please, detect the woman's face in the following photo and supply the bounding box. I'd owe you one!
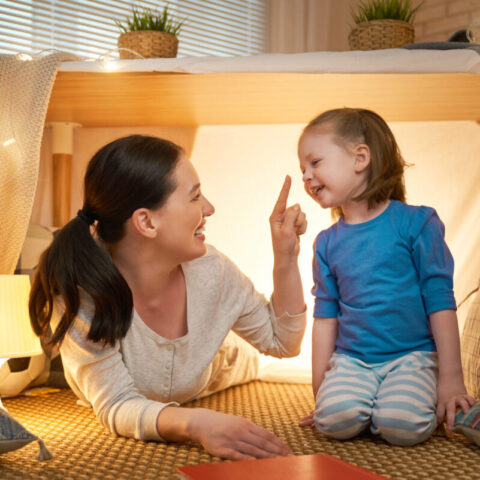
[152,154,215,262]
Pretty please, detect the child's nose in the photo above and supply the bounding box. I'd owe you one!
[302,170,311,183]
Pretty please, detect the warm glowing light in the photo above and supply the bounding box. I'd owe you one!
[2,138,15,147]
[16,53,33,61]
[0,275,43,417]
[102,58,120,71]
[192,124,330,373]
[0,275,42,358]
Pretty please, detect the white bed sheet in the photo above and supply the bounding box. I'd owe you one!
[59,49,480,74]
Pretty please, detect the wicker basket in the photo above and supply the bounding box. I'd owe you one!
[348,19,414,51]
[117,30,178,59]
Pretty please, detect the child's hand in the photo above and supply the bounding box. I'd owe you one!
[270,175,307,259]
[436,378,476,430]
[298,411,315,428]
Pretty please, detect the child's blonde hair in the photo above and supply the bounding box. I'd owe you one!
[302,108,407,219]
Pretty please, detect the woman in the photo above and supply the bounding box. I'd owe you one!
[30,135,307,460]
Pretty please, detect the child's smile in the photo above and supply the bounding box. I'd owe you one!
[309,184,325,200]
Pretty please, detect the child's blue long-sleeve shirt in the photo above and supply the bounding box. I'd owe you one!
[312,200,456,364]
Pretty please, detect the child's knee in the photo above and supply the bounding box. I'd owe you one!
[314,398,371,440]
[371,407,436,446]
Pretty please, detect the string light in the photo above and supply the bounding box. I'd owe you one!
[102,57,119,71]
[2,138,15,147]
[96,48,144,71]
[15,53,32,61]
[2,47,144,184]
[1,50,80,186]
[12,47,144,74]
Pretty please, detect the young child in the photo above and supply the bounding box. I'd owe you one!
[297,108,475,446]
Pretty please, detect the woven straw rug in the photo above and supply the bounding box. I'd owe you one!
[1,382,479,480]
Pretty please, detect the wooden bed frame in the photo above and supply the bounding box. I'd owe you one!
[46,71,480,127]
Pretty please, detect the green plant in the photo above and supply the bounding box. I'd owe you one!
[115,4,185,35]
[352,0,423,24]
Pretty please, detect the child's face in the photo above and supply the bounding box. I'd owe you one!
[298,130,367,210]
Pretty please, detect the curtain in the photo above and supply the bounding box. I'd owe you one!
[269,0,360,53]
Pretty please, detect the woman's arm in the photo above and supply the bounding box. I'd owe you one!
[58,310,175,441]
[228,177,307,358]
[60,303,293,459]
[157,406,292,460]
[270,176,307,317]
[430,309,475,429]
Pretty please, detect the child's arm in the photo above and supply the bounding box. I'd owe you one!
[312,317,338,397]
[298,316,337,428]
[429,309,475,429]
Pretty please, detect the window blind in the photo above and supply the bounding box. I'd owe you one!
[0,0,270,58]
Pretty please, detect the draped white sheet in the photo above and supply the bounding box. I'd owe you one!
[188,121,480,381]
[31,50,480,382]
[0,53,71,274]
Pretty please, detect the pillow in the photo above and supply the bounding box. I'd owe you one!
[0,406,52,460]
[17,222,54,280]
[0,356,47,398]
[460,285,480,400]
[453,401,480,447]
[0,349,67,398]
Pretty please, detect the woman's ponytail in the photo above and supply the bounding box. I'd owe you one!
[30,213,133,346]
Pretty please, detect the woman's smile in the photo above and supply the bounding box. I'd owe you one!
[194,221,206,241]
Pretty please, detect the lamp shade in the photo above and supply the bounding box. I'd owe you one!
[0,275,42,357]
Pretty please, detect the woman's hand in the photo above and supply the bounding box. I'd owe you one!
[270,175,307,260]
[270,176,307,317]
[188,408,293,461]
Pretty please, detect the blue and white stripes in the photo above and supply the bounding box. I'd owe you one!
[314,351,438,445]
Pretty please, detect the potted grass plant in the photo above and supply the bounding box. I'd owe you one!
[115,5,185,59]
[348,0,423,51]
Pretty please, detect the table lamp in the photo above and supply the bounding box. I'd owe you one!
[0,274,43,409]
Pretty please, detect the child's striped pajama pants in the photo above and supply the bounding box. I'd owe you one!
[314,351,438,446]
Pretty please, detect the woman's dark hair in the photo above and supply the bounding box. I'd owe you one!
[302,108,408,219]
[29,135,182,346]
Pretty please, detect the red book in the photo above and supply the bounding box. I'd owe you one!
[177,453,388,479]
